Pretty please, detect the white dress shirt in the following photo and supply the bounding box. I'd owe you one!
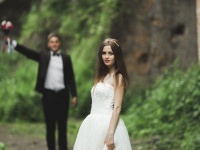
[44,51,65,91]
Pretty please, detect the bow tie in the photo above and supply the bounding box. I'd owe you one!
[53,52,60,56]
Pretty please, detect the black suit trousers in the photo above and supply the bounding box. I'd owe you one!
[42,89,70,150]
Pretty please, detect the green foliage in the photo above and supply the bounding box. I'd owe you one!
[0,53,43,122]
[0,141,5,150]
[125,64,200,149]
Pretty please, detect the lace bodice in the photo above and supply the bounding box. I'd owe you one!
[90,82,114,115]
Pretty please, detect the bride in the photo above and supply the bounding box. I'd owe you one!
[73,38,132,150]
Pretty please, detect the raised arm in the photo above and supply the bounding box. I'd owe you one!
[105,74,124,150]
[10,39,40,62]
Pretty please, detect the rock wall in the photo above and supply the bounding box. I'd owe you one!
[111,0,198,85]
[196,0,200,61]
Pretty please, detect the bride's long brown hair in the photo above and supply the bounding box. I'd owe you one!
[95,38,129,91]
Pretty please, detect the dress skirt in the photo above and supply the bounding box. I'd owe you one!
[73,113,132,150]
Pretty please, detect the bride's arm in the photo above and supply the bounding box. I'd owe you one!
[105,74,124,150]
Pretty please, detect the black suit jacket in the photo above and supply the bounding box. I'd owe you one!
[15,44,77,97]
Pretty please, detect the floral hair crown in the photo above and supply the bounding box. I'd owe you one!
[112,40,119,47]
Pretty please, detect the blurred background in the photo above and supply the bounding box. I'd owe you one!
[0,0,200,150]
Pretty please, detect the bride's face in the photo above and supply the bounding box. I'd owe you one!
[101,45,115,68]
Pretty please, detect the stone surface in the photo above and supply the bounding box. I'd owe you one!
[196,0,200,61]
[111,0,198,86]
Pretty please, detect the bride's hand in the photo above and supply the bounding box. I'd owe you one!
[105,134,115,150]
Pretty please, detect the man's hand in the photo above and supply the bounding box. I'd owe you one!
[71,97,78,108]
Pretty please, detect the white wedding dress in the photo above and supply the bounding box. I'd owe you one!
[73,82,132,150]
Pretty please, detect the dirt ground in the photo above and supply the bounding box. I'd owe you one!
[0,124,46,150]
[0,124,73,150]
[0,123,135,150]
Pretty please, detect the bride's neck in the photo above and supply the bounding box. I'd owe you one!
[108,67,115,74]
